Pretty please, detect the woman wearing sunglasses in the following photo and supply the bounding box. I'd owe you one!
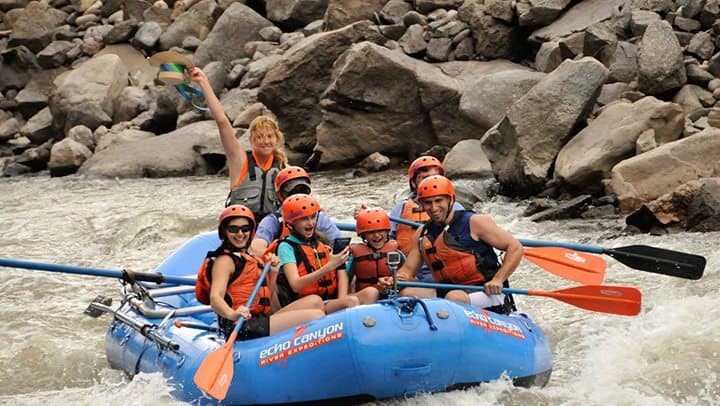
[196,205,325,340]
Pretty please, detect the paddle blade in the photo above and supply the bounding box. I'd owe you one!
[532,285,642,316]
[524,247,606,285]
[606,245,705,280]
[193,332,237,400]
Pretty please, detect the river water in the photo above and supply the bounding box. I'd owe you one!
[0,170,717,405]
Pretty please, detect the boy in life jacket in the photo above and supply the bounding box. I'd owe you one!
[344,208,405,304]
[196,204,324,340]
[249,166,343,257]
[189,67,287,220]
[354,156,463,283]
[273,194,360,314]
[395,176,522,314]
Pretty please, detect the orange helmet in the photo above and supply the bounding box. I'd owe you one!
[356,208,391,235]
[274,166,311,195]
[416,175,455,201]
[408,156,444,190]
[218,204,256,239]
[281,194,320,224]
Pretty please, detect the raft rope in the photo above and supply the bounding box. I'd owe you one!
[380,297,437,331]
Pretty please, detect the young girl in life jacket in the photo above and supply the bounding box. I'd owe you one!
[345,208,405,304]
[200,205,325,340]
[274,194,360,314]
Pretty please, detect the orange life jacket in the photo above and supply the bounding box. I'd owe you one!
[349,240,400,291]
[272,237,338,306]
[419,211,500,285]
[195,248,271,316]
[396,199,429,255]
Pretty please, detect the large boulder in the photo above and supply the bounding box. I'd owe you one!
[323,0,388,30]
[459,69,546,132]
[48,138,93,177]
[266,0,329,30]
[482,57,608,197]
[313,42,434,166]
[193,3,274,67]
[606,128,720,212]
[625,178,720,233]
[258,21,385,151]
[554,97,684,193]
[49,54,128,134]
[529,0,627,42]
[6,1,67,53]
[637,20,686,95]
[158,0,217,51]
[79,120,221,177]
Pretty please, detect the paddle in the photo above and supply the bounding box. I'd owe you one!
[341,216,705,280]
[0,258,197,285]
[193,262,272,400]
[398,281,641,316]
[521,240,705,280]
[332,224,607,284]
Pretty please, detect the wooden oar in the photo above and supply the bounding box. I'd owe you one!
[344,216,705,280]
[398,281,642,316]
[193,263,272,400]
[521,240,705,280]
[0,258,197,285]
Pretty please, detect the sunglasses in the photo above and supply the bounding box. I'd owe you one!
[226,224,253,234]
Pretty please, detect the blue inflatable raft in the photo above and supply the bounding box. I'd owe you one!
[91,232,552,404]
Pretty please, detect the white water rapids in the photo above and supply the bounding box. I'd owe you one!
[0,170,717,405]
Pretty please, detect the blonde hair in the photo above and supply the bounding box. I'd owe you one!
[249,115,288,168]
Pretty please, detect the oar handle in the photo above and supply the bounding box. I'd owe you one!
[229,263,272,336]
[397,281,523,295]
[518,239,604,254]
[0,258,197,286]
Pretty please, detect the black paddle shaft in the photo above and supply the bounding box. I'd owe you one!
[605,245,705,280]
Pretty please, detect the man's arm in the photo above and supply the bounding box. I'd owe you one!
[395,227,423,281]
[249,215,280,257]
[469,214,523,295]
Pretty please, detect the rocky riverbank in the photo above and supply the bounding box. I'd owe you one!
[1,0,719,232]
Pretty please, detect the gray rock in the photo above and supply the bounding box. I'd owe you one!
[19,107,54,144]
[380,0,412,25]
[0,45,40,92]
[0,115,22,142]
[194,3,273,67]
[555,96,683,193]
[36,40,75,68]
[266,0,329,30]
[6,2,67,53]
[132,21,162,50]
[426,37,452,61]
[113,86,150,123]
[15,68,65,118]
[599,41,638,83]
[324,0,388,31]
[258,21,385,151]
[687,31,715,60]
[158,0,216,50]
[66,124,95,150]
[460,69,546,131]
[517,0,573,27]
[358,152,391,171]
[79,120,221,177]
[442,139,494,179]
[104,18,139,44]
[584,19,618,57]
[673,16,702,32]
[48,137,92,177]
[482,57,608,197]
[399,24,428,55]
[630,9,661,37]
[597,82,631,105]
[259,25,283,42]
[303,20,324,36]
[607,129,720,212]
[403,11,428,27]
[637,21,686,95]
[530,0,626,42]
[49,53,128,133]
